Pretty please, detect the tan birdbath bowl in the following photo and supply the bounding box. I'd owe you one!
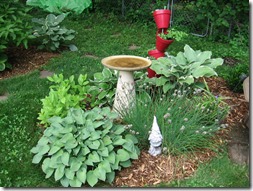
[101,55,151,115]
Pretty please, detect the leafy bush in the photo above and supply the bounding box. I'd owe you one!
[38,74,89,125]
[32,14,77,51]
[26,0,92,15]
[122,86,229,155]
[147,44,223,93]
[158,28,189,41]
[31,107,140,187]
[217,62,249,93]
[0,2,34,71]
[88,68,117,108]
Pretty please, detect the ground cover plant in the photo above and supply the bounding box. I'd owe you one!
[0,8,250,188]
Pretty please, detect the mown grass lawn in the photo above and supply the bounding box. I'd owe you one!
[0,12,249,187]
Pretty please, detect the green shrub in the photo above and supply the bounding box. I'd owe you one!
[0,1,34,71]
[38,74,89,125]
[31,107,140,187]
[147,44,223,93]
[87,68,117,108]
[122,86,229,155]
[32,14,77,51]
[217,62,249,93]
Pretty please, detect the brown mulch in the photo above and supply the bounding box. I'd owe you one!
[0,47,249,187]
[0,46,59,80]
[113,76,249,187]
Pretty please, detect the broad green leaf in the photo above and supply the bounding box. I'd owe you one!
[69,176,82,187]
[61,152,70,166]
[89,131,101,141]
[38,137,49,146]
[87,140,100,150]
[87,171,98,187]
[88,151,100,163]
[125,134,138,144]
[54,164,65,181]
[102,136,112,146]
[196,51,212,63]
[70,158,82,172]
[98,91,107,100]
[206,58,224,68]
[113,136,127,146]
[82,145,90,156]
[175,51,187,65]
[65,168,75,180]
[45,168,54,179]
[117,149,130,162]
[120,160,132,168]
[48,145,61,155]
[60,177,70,187]
[183,44,197,63]
[94,166,106,181]
[94,72,104,81]
[99,160,111,173]
[102,68,112,78]
[155,76,168,86]
[113,125,125,134]
[76,166,87,183]
[30,146,40,154]
[82,128,91,140]
[32,153,43,164]
[42,158,51,173]
[106,151,116,164]
[178,75,194,85]
[163,82,176,93]
[192,66,217,78]
[98,147,109,157]
[106,171,115,184]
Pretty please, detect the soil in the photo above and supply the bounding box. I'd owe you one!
[0,46,249,187]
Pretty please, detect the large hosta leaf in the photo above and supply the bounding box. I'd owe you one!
[192,66,217,78]
[183,45,197,63]
[87,171,98,187]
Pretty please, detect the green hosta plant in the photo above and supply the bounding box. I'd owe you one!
[31,107,140,187]
[32,14,77,51]
[148,44,224,93]
[38,74,89,125]
[87,68,117,108]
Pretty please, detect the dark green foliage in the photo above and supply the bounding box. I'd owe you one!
[217,62,249,93]
[0,1,34,71]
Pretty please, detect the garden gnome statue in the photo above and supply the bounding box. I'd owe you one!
[148,116,163,156]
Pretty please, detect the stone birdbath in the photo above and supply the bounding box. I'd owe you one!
[101,55,151,115]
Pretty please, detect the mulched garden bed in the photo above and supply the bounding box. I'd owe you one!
[0,46,249,187]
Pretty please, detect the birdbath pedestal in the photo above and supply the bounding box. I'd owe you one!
[101,55,151,115]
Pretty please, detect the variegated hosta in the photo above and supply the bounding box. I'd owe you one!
[31,107,140,187]
[148,44,224,93]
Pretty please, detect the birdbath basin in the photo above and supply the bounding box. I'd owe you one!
[101,55,151,115]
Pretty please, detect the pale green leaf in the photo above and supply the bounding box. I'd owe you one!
[192,66,217,78]
[106,171,115,184]
[69,176,82,187]
[117,149,130,162]
[48,145,61,155]
[54,164,65,181]
[183,44,197,63]
[60,177,70,187]
[76,167,87,183]
[65,168,75,180]
[87,171,98,187]
[32,153,43,164]
[61,152,70,166]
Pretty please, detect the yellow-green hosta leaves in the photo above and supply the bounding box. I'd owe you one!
[31,107,140,187]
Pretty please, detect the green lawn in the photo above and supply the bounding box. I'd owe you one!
[0,12,250,187]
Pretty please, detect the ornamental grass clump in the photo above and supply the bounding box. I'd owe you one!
[31,107,140,187]
[121,87,229,155]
